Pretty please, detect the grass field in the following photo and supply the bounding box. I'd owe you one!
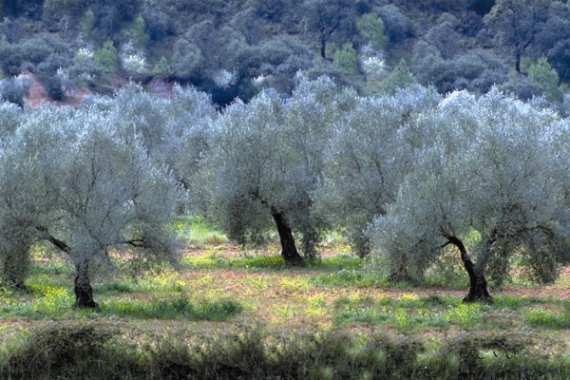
[4,245,570,333]
[1,223,570,378]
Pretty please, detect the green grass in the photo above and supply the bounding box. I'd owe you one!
[0,286,242,322]
[310,269,387,287]
[6,249,570,332]
[182,250,368,274]
[2,246,570,378]
[526,302,570,329]
[333,294,484,333]
[171,215,228,246]
[94,279,140,294]
[492,294,551,309]
[100,295,242,321]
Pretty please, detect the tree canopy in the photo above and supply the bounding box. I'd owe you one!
[370,89,570,300]
[0,97,185,307]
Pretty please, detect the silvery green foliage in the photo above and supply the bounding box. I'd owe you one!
[0,101,23,139]
[281,74,357,256]
[0,83,214,291]
[202,74,352,257]
[165,85,216,186]
[92,83,215,190]
[318,84,441,257]
[370,88,570,284]
[0,102,185,297]
[200,92,280,246]
[0,76,32,108]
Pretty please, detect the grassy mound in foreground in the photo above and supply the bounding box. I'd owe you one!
[1,322,569,380]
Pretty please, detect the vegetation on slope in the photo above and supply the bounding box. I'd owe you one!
[1,0,569,110]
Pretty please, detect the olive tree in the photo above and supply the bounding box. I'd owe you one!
[200,75,351,262]
[318,85,441,258]
[280,75,356,257]
[370,89,570,301]
[0,104,184,307]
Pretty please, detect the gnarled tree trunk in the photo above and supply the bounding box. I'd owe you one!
[36,227,99,308]
[73,259,98,309]
[444,235,492,303]
[271,207,303,265]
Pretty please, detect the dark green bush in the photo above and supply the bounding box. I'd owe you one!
[377,4,416,47]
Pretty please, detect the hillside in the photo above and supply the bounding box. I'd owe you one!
[0,0,569,110]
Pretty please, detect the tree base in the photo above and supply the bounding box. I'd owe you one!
[283,254,305,266]
[463,293,492,303]
[272,207,304,266]
[463,266,492,303]
[444,235,493,304]
[73,281,99,309]
[463,283,493,303]
[73,297,99,309]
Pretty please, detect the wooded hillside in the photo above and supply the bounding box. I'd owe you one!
[1,0,569,110]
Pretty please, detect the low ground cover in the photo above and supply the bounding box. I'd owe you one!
[1,230,570,378]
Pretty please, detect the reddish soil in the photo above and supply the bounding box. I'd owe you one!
[25,74,48,107]
[20,73,176,108]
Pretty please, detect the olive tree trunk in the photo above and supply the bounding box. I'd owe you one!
[73,259,98,309]
[35,227,99,308]
[271,207,303,265]
[444,235,492,303]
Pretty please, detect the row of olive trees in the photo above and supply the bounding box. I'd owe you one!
[1,75,570,305]
[196,77,570,302]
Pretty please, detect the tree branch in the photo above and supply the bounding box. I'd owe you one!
[123,239,152,249]
[35,226,71,254]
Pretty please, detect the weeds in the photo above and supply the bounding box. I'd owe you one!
[3,323,564,380]
[301,293,329,321]
[0,322,123,379]
[29,284,74,314]
[100,295,243,321]
[279,277,311,293]
[312,268,387,287]
[334,294,484,332]
[526,304,570,329]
